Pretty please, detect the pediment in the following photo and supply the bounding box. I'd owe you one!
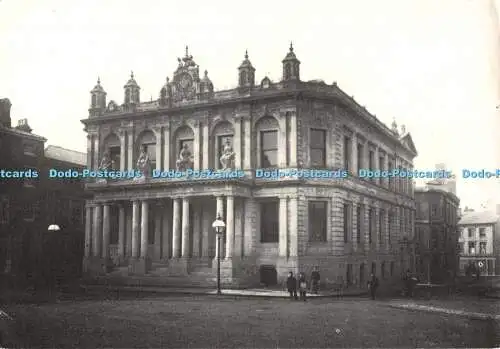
[401,133,417,155]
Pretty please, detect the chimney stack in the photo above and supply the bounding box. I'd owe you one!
[0,98,12,128]
[15,118,32,133]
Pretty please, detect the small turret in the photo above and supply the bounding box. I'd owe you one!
[124,71,140,105]
[238,50,256,88]
[282,42,301,82]
[89,78,107,116]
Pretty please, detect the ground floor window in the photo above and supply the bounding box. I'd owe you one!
[309,201,327,242]
[346,264,352,286]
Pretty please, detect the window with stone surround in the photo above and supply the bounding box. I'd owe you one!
[388,160,394,189]
[368,150,375,171]
[368,208,374,243]
[309,129,326,168]
[309,201,327,242]
[357,143,364,173]
[260,130,278,168]
[343,203,352,243]
[378,155,385,185]
[217,135,233,169]
[388,212,393,245]
[468,242,475,255]
[109,146,121,171]
[479,242,487,255]
[479,227,486,238]
[343,136,351,172]
[260,200,279,243]
[356,205,363,243]
[378,209,385,245]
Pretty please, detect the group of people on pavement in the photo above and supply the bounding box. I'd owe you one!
[286,267,321,301]
[285,268,419,301]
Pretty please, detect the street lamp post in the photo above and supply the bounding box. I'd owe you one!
[212,214,226,295]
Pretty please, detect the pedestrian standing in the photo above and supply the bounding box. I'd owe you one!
[286,272,298,300]
[311,267,320,294]
[367,273,379,300]
[298,272,307,301]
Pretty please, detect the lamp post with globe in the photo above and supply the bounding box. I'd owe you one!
[212,214,226,295]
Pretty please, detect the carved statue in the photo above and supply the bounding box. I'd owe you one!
[98,151,113,171]
[136,145,151,177]
[176,143,193,171]
[219,140,235,170]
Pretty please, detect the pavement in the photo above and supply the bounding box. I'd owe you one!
[388,301,500,321]
[81,284,368,298]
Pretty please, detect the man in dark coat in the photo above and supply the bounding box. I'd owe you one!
[367,273,379,300]
[286,272,298,300]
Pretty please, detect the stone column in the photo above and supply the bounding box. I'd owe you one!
[181,198,190,258]
[278,115,287,167]
[202,122,209,170]
[288,197,298,257]
[233,199,243,257]
[289,111,297,167]
[119,130,126,172]
[127,131,134,171]
[243,116,251,170]
[118,204,126,260]
[84,204,92,257]
[279,196,288,257]
[154,203,163,261]
[214,196,224,259]
[86,135,93,170]
[225,196,234,259]
[92,204,102,257]
[192,205,201,258]
[163,125,170,170]
[93,135,100,170]
[102,203,111,259]
[172,198,181,258]
[131,200,140,258]
[140,201,149,259]
[162,206,170,259]
[234,117,242,169]
[193,122,201,170]
[201,207,211,258]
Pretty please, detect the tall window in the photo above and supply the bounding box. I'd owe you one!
[459,242,464,254]
[357,143,364,172]
[378,155,385,185]
[368,150,375,170]
[468,242,475,255]
[260,201,279,242]
[260,131,278,168]
[479,242,487,254]
[346,264,353,286]
[479,227,486,238]
[310,129,326,168]
[368,208,374,243]
[468,228,473,238]
[343,136,351,171]
[309,201,327,242]
[356,205,362,243]
[109,146,121,170]
[343,203,352,243]
[217,135,233,169]
[378,209,385,245]
[388,212,392,245]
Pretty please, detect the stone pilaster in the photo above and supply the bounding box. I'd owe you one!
[202,122,209,170]
[181,198,190,258]
[278,113,287,167]
[86,135,93,170]
[233,199,243,257]
[163,125,170,170]
[172,198,181,258]
[225,196,234,259]
[162,205,171,259]
[243,116,251,170]
[119,129,126,172]
[131,200,140,258]
[140,200,149,259]
[351,133,358,175]
[153,127,163,171]
[201,206,211,258]
[93,135,100,170]
[288,197,298,257]
[92,204,102,257]
[234,117,242,169]
[279,196,288,257]
[84,203,92,258]
[243,198,257,256]
[193,121,201,170]
[126,206,132,257]
[102,204,111,260]
[127,131,134,171]
[289,111,297,167]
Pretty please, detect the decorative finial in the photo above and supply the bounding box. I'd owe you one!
[150,95,153,102]
[245,50,248,59]
[167,77,170,83]
[290,42,294,52]
[185,45,189,57]
[204,70,208,77]
[131,71,134,79]
[97,77,101,84]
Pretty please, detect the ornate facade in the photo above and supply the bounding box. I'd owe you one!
[82,45,418,287]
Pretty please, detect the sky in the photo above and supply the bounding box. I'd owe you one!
[0,0,498,210]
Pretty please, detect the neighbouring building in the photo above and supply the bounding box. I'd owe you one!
[0,99,87,285]
[82,45,418,288]
[414,186,460,283]
[425,163,457,195]
[458,210,500,276]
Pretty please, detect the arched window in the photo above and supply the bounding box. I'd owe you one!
[137,130,157,170]
[91,94,97,107]
[125,89,131,104]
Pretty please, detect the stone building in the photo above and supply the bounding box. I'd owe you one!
[414,187,460,283]
[0,99,87,284]
[458,210,500,276]
[82,45,417,288]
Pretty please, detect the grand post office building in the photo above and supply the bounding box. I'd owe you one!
[82,45,418,287]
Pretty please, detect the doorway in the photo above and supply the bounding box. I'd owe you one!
[259,265,277,287]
